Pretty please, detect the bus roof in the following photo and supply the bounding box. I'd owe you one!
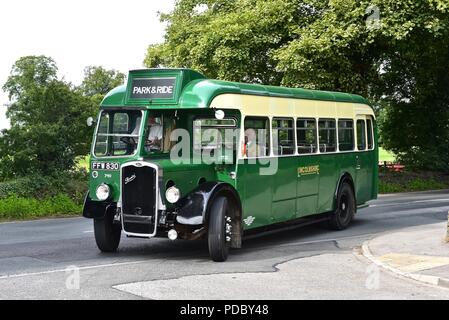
[100,68,371,108]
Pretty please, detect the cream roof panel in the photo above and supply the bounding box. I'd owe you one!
[211,94,375,119]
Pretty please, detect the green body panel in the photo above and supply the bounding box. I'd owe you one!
[297,156,320,217]
[236,151,377,231]
[236,159,273,228]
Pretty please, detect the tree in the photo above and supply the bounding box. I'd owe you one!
[0,56,96,179]
[145,0,449,171]
[145,0,317,85]
[80,66,125,105]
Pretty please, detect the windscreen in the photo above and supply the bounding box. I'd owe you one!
[94,110,142,157]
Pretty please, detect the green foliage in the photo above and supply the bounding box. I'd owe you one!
[0,57,126,180]
[147,0,449,171]
[0,171,87,204]
[145,0,307,84]
[0,194,81,220]
[379,178,447,194]
[0,56,97,179]
[80,66,125,105]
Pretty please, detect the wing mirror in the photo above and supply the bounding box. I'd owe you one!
[87,117,96,127]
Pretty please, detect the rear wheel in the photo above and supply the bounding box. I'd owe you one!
[208,196,232,262]
[328,182,355,230]
[94,213,121,252]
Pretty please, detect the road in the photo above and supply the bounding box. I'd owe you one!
[0,190,449,299]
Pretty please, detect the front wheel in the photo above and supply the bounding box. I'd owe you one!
[208,196,231,262]
[94,213,121,252]
[328,182,355,230]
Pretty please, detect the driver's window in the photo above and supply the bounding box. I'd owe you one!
[113,113,129,134]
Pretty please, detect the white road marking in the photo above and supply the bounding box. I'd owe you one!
[0,259,151,280]
[0,217,82,225]
[83,230,94,233]
[370,198,449,208]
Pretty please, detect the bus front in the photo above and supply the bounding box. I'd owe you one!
[82,68,242,261]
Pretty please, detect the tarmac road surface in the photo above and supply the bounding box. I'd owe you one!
[0,190,449,299]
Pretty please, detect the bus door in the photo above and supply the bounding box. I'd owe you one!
[355,115,372,204]
[296,118,320,217]
[237,117,273,229]
[271,118,297,223]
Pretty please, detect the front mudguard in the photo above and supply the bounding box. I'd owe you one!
[175,182,241,226]
[82,193,116,219]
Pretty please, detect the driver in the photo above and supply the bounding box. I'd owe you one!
[145,116,163,151]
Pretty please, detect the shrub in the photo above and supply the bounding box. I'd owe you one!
[0,170,88,204]
[379,178,448,194]
[0,194,82,220]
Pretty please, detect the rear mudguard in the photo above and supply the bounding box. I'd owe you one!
[176,182,241,226]
[82,193,116,219]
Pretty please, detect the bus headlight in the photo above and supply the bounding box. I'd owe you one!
[166,186,181,204]
[96,184,110,201]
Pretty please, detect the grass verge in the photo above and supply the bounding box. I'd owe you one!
[378,147,396,162]
[379,169,449,193]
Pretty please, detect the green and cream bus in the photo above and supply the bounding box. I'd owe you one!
[83,68,378,262]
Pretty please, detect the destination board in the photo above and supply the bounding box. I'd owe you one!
[130,77,176,100]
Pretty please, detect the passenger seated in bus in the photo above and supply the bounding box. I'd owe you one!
[244,128,263,157]
[145,116,163,151]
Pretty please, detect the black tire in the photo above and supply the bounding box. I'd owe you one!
[208,196,230,262]
[328,182,355,230]
[94,213,121,252]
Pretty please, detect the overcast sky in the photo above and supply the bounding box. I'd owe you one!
[0,0,176,129]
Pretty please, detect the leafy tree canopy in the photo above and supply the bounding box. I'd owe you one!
[80,66,125,105]
[146,0,449,170]
[0,56,96,179]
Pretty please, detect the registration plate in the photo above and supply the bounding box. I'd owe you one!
[91,162,120,171]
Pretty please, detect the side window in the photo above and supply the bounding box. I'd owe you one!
[244,117,270,158]
[95,112,109,156]
[193,118,237,152]
[318,119,336,153]
[338,119,354,151]
[297,118,317,154]
[356,119,366,151]
[367,118,374,150]
[272,118,295,155]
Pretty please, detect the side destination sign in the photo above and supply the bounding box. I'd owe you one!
[131,77,176,100]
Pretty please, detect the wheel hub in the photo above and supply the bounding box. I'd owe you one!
[225,216,232,243]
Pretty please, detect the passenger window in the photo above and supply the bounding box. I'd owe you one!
[318,119,337,153]
[193,118,237,153]
[297,118,317,154]
[356,120,366,150]
[244,117,270,158]
[272,118,295,155]
[338,119,354,151]
[367,118,374,149]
